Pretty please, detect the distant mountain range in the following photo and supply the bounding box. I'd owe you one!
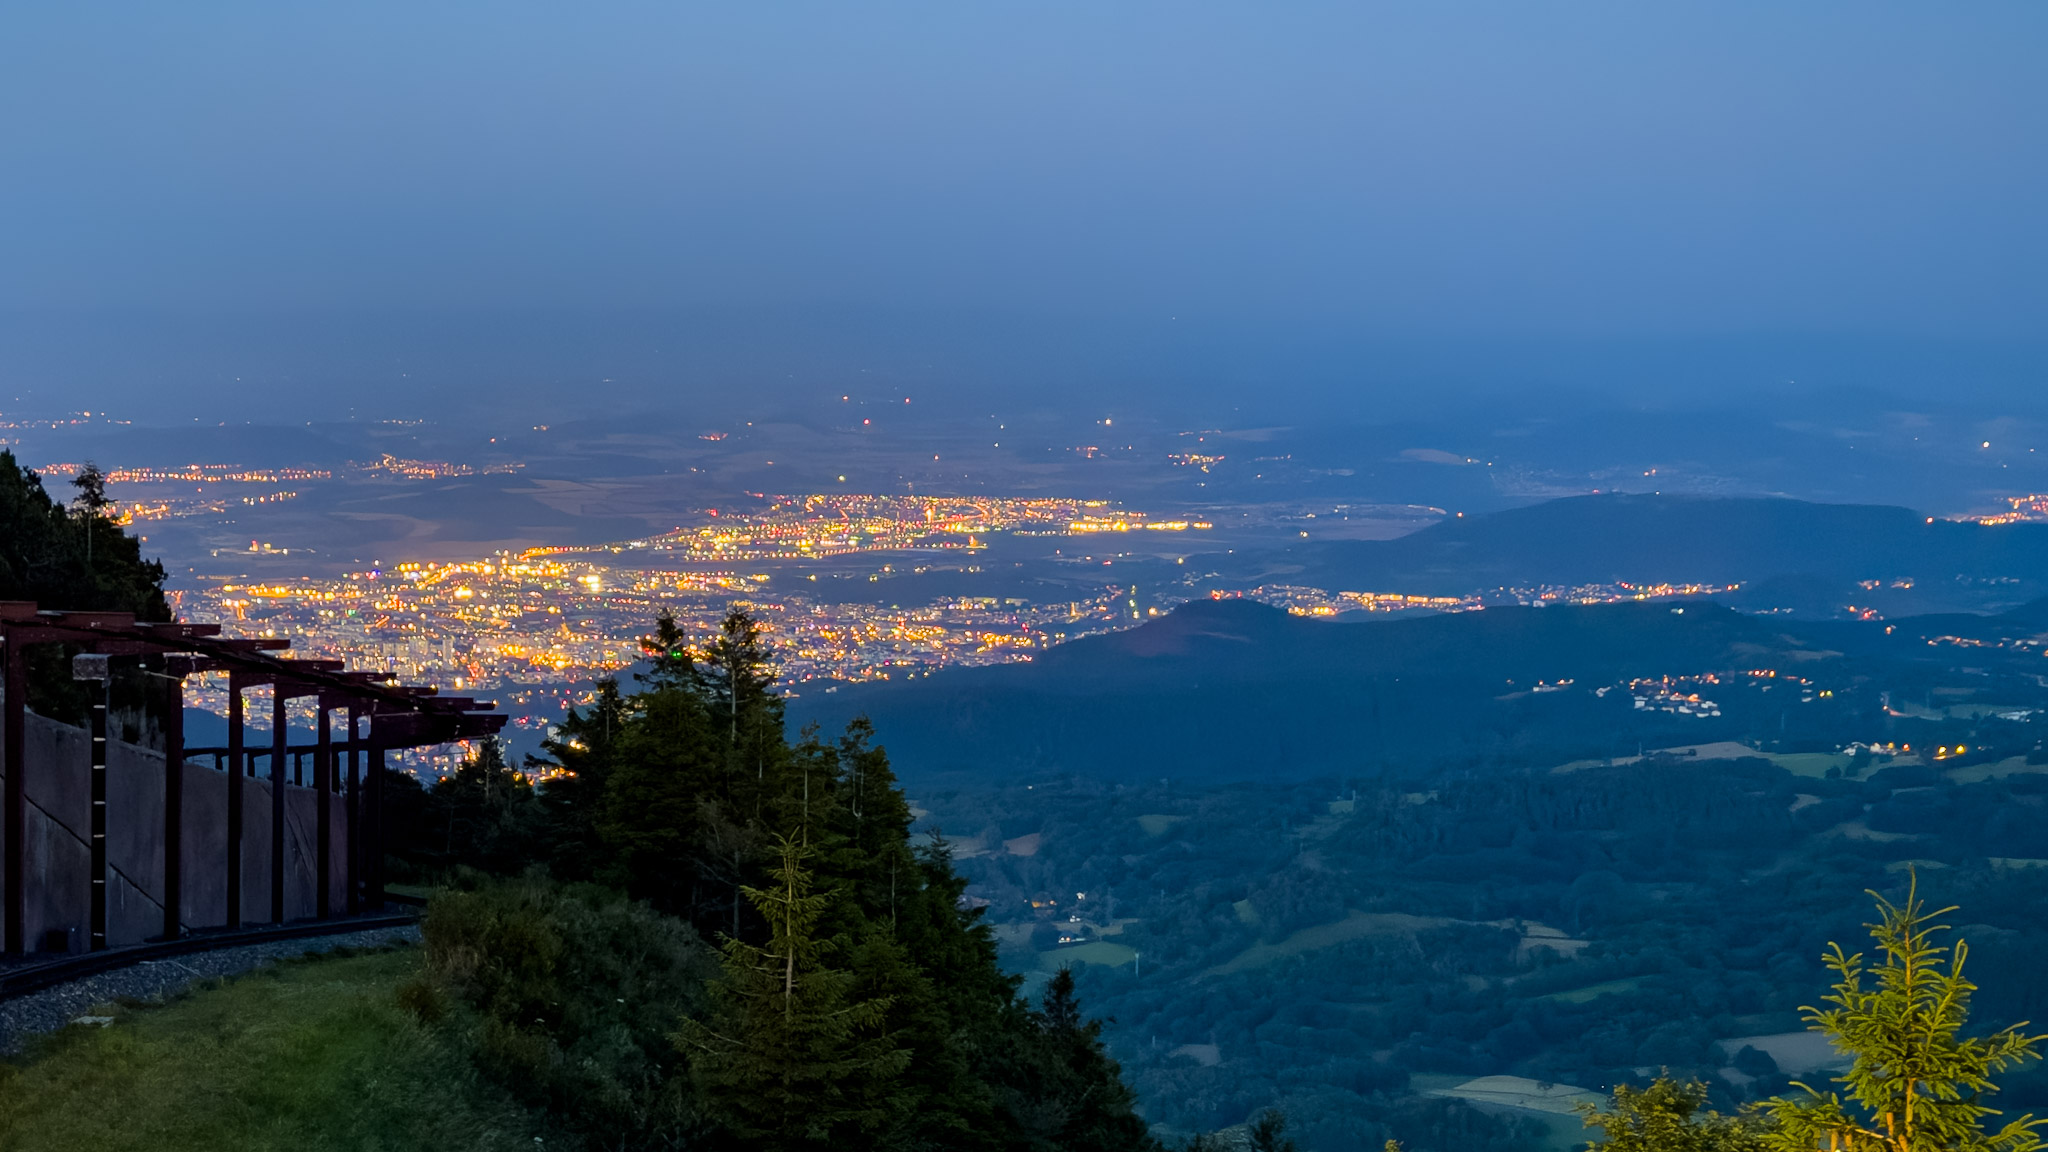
[1259,493,2048,615]
[796,589,2048,786]
[801,495,2048,785]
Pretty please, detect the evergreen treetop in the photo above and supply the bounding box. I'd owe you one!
[1763,875,2045,1152]
[0,452,166,617]
[404,606,1161,1152]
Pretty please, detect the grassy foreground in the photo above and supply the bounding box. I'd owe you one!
[0,947,535,1152]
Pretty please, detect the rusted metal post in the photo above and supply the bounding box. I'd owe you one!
[367,735,386,911]
[271,688,288,923]
[3,636,23,956]
[161,662,185,940]
[74,654,111,950]
[345,706,361,915]
[226,673,245,930]
[315,703,332,918]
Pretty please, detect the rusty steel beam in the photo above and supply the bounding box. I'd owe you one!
[315,705,332,919]
[158,658,193,941]
[265,678,324,926]
[0,606,503,945]
[271,687,288,924]
[226,673,247,930]
[345,706,362,915]
[74,654,110,951]
[366,737,386,911]
[4,638,23,955]
[34,610,136,631]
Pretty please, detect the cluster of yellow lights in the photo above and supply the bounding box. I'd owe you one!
[363,454,523,479]
[1067,517,1211,533]
[114,502,173,525]
[526,495,1171,558]
[1973,494,2048,526]
[1619,582,1739,600]
[1340,591,1468,610]
[975,633,1040,650]
[111,490,297,524]
[103,465,332,484]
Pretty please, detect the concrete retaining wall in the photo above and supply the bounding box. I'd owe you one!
[3,709,350,952]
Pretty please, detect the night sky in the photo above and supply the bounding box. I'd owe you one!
[4,4,2045,419]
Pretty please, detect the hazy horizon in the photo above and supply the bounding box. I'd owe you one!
[7,3,2046,430]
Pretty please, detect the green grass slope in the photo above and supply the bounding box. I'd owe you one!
[0,948,534,1152]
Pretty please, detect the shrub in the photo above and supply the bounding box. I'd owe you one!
[407,873,716,1148]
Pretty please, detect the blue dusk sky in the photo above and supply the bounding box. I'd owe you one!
[2,3,2044,419]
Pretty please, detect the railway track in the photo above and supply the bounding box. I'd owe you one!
[0,902,423,1001]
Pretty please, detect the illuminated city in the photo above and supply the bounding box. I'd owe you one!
[153,483,1751,767]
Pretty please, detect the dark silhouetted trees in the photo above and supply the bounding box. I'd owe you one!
[408,607,1158,1151]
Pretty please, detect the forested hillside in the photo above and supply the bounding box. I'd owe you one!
[395,598,2048,1150]
[0,450,170,723]
[386,611,1158,1151]
[913,692,2048,1148]
[0,451,167,619]
[790,591,2048,1148]
[800,595,2048,783]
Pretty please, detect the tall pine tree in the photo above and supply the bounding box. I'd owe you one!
[501,606,1161,1152]
[677,833,911,1150]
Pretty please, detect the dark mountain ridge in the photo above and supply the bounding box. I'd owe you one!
[1268,493,2048,612]
[795,593,2048,785]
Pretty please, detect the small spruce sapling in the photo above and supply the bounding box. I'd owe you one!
[1763,875,2046,1152]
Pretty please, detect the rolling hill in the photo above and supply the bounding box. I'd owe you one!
[794,592,2048,785]
[1259,494,2048,613]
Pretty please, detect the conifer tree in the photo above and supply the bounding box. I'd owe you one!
[822,717,919,927]
[677,832,910,1150]
[1013,967,1156,1151]
[532,677,628,882]
[499,607,1161,1150]
[600,660,722,912]
[429,738,536,872]
[0,452,170,721]
[0,451,166,615]
[1577,1077,1765,1151]
[699,608,783,774]
[1762,878,2046,1152]
[1246,1110,1299,1152]
[641,608,699,689]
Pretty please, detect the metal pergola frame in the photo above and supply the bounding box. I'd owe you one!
[0,602,504,956]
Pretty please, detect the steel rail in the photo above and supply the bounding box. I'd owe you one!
[0,906,423,1001]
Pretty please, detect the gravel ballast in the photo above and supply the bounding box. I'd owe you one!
[0,925,421,1054]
